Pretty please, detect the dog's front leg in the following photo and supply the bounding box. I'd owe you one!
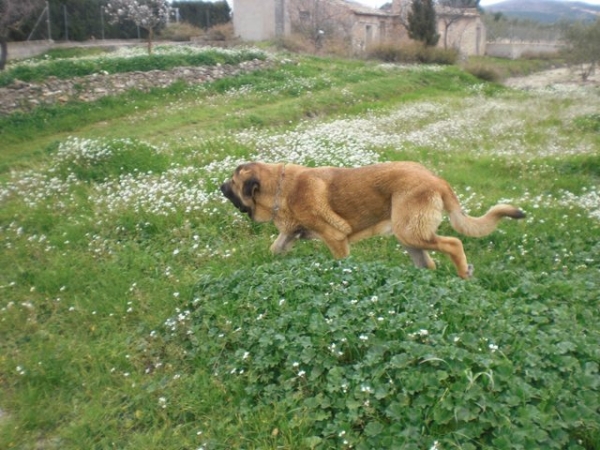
[270,232,298,254]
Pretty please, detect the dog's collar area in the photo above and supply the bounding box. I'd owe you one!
[272,164,286,219]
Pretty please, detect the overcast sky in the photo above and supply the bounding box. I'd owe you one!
[209,0,600,8]
[356,0,600,6]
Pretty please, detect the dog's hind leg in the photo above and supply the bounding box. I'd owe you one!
[392,193,473,279]
[404,247,436,270]
[399,234,472,279]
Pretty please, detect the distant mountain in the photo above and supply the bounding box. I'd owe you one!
[484,0,600,23]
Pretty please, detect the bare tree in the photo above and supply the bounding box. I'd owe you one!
[105,0,169,55]
[0,0,44,70]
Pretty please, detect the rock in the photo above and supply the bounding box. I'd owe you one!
[9,79,30,90]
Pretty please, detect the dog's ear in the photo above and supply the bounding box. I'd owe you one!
[242,177,260,199]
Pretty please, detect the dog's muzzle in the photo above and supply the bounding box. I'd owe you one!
[220,181,253,217]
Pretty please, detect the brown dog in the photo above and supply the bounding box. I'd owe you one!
[220,162,525,278]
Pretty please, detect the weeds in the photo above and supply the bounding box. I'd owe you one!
[463,62,502,82]
[368,42,458,65]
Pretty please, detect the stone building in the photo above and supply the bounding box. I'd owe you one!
[232,0,486,56]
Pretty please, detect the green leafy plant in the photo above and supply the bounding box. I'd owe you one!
[158,257,600,449]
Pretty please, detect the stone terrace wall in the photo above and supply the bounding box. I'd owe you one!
[0,58,271,116]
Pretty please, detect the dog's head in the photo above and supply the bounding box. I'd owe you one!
[220,163,262,219]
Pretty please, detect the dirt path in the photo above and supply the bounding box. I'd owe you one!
[504,66,599,90]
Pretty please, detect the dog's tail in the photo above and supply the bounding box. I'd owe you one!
[443,189,525,238]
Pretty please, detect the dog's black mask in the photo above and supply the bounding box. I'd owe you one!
[220,182,253,217]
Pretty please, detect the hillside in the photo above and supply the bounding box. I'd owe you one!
[484,0,600,23]
[1,46,599,450]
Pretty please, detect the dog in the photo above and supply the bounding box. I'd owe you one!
[220,162,525,278]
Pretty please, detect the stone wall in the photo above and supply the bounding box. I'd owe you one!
[0,59,271,116]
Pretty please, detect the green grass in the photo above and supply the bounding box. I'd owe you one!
[0,46,267,87]
[0,49,599,450]
[0,59,479,172]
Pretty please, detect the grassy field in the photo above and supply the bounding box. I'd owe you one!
[1,47,599,449]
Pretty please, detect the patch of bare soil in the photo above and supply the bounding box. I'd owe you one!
[504,66,600,90]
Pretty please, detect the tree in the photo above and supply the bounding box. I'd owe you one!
[563,19,600,81]
[0,0,44,70]
[171,1,231,30]
[408,0,439,47]
[48,0,139,42]
[105,0,169,54]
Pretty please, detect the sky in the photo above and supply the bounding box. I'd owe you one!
[207,0,600,8]
[344,0,600,7]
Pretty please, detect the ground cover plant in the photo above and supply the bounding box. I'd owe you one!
[0,48,599,449]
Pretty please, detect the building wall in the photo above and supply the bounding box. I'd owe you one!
[440,14,486,56]
[233,0,486,56]
[352,16,393,52]
[233,0,278,41]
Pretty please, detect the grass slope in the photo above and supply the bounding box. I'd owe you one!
[0,48,599,449]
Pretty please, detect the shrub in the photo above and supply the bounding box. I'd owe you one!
[367,42,409,63]
[159,22,204,41]
[464,62,502,83]
[520,50,562,61]
[275,34,313,54]
[422,46,458,65]
[205,22,235,41]
[368,42,458,65]
[275,32,351,57]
